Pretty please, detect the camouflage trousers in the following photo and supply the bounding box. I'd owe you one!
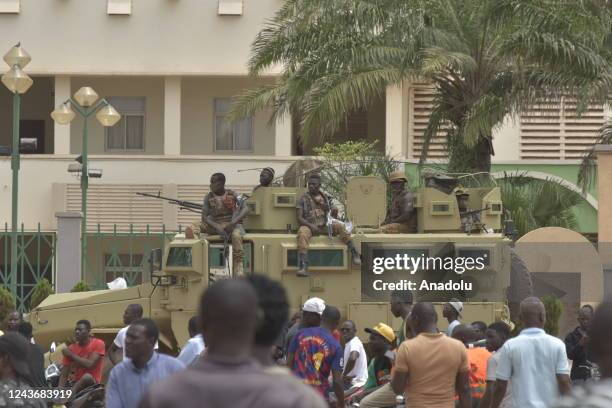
[380,222,413,234]
[297,222,351,254]
[190,221,244,276]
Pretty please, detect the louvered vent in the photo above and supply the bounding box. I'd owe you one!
[409,83,448,160]
[66,184,164,231]
[520,98,604,160]
[177,185,253,229]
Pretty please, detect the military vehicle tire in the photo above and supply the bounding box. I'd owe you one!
[507,247,533,320]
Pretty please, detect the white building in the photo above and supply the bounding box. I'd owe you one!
[0,0,607,234]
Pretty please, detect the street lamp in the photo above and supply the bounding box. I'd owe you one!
[51,87,120,277]
[2,43,33,297]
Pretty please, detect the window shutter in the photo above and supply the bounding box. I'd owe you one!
[520,98,604,160]
[408,84,448,160]
[66,184,164,231]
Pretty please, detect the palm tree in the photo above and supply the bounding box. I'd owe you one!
[496,173,581,238]
[231,0,611,173]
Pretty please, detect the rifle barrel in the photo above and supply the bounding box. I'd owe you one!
[136,192,203,210]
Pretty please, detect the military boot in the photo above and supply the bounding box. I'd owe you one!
[347,241,362,266]
[297,253,310,277]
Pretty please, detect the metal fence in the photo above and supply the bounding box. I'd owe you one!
[0,223,180,311]
[84,224,180,289]
[0,224,56,312]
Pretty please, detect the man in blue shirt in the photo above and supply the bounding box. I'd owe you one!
[106,318,185,408]
[492,297,571,408]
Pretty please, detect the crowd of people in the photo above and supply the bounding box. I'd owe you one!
[0,280,611,408]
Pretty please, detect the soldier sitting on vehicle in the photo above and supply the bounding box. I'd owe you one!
[253,167,275,192]
[380,171,417,234]
[201,172,249,276]
[296,173,361,277]
[456,190,481,232]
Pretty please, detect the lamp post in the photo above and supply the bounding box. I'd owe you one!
[2,43,33,297]
[51,88,120,277]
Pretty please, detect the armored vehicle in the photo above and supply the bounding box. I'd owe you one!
[30,173,529,350]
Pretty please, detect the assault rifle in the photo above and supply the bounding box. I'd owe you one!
[461,206,489,217]
[136,192,202,214]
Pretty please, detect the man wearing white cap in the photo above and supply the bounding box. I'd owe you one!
[287,298,344,407]
[443,299,463,336]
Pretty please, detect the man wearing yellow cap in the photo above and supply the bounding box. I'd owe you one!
[358,323,398,408]
[380,171,417,234]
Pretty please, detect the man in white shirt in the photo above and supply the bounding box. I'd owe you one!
[340,320,368,391]
[178,316,206,366]
[492,297,571,408]
[109,304,158,364]
[443,299,463,336]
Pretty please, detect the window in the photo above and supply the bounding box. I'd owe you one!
[105,97,146,152]
[287,249,345,267]
[214,98,253,152]
[166,247,193,267]
[218,0,243,15]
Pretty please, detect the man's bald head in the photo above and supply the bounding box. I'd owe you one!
[520,297,546,328]
[451,324,478,345]
[123,304,144,325]
[410,302,438,334]
[199,278,258,355]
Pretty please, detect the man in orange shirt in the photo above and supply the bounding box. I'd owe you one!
[391,302,471,408]
[59,319,106,389]
[452,325,492,404]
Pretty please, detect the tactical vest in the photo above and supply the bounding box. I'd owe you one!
[204,190,239,224]
[301,192,329,227]
[388,190,417,231]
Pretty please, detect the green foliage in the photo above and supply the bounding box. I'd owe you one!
[496,173,582,238]
[0,287,16,323]
[70,281,91,293]
[30,279,54,310]
[232,0,611,173]
[543,296,564,336]
[313,141,401,215]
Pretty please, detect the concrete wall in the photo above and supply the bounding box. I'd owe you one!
[596,145,612,269]
[181,77,276,155]
[0,0,282,75]
[69,77,165,155]
[492,115,520,161]
[0,76,54,153]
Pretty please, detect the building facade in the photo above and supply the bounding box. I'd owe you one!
[0,0,608,297]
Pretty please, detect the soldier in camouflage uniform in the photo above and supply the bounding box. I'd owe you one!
[0,333,45,408]
[456,190,481,232]
[380,171,417,233]
[295,173,361,277]
[202,173,249,276]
